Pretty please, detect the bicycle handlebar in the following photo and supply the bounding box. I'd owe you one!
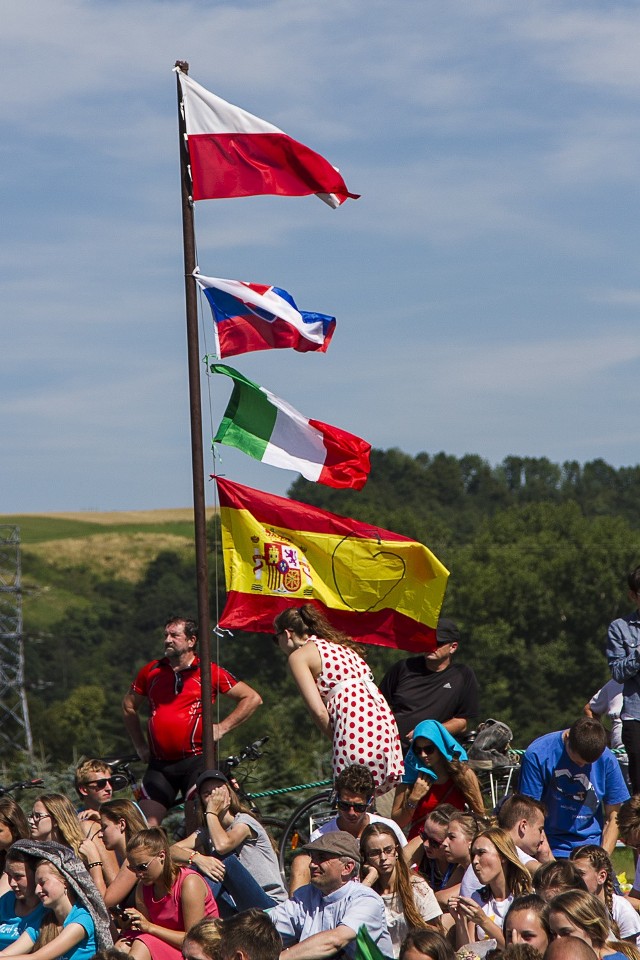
[0,778,44,797]
[222,736,270,772]
[99,755,141,767]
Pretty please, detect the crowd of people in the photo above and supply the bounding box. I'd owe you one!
[3,573,640,960]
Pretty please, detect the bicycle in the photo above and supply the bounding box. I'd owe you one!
[218,737,288,847]
[102,740,289,846]
[99,754,144,798]
[276,786,336,877]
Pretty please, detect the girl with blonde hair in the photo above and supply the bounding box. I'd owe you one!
[438,811,485,907]
[29,796,104,895]
[548,889,640,960]
[570,845,640,944]
[449,827,532,949]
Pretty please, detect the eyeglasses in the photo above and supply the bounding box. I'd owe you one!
[421,833,444,847]
[414,743,437,755]
[336,799,371,813]
[128,853,161,874]
[28,812,52,823]
[84,778,115,790]
[174,673,185,694]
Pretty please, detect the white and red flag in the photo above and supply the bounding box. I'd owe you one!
[177,69,359,208]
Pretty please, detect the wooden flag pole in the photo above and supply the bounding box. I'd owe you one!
[175,60,215,770]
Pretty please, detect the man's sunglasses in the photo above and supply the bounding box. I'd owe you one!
[84,775,128,792]
[84,778,115,790]
[336,799,372,813]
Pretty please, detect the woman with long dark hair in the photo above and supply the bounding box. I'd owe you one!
[392,720,484,840]
[360,822,441,957]
[98,799,148,912]
[172,770,286,911]
[0,800,30,896]
[273,605,403,794]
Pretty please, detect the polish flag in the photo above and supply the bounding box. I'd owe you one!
[177,69,359,208]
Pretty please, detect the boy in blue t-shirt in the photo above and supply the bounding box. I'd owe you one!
[519,716,629,857]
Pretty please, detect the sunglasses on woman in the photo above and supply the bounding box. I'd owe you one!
[128,853,161,874]
[414,743,437,755]
[421,833,444,847]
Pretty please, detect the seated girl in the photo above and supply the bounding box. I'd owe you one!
[172,769,287,912]
[0,850,45,954]
[449,827,532,949]
[98,800,148,914]
[28,796,105,896]
[392,721,484,841]
[116,827,218,960]
[360,822,441,957]
[2,839,112,960]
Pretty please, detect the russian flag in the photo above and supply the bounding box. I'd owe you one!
[195,272,336,358]
[177,69,359,208]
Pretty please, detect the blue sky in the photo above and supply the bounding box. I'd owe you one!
[3,0,640,513]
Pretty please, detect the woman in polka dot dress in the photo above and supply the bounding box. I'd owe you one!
[274,605,403,794]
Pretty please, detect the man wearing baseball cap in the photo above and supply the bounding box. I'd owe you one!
[268,831,392,959]
[379,618,479,743]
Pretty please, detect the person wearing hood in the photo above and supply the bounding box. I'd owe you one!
[391,720,485,840]
[5,839,112,960]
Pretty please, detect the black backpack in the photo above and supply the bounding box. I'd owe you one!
[467,718,514,767]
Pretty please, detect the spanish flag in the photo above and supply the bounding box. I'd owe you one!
[216,477,449,653]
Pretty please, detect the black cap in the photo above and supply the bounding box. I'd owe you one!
[436,618,460,645]
[195,769,229,792]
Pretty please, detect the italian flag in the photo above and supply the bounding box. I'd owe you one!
[211,364,371,490]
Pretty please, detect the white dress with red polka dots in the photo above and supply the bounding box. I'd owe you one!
[312,636,404,793]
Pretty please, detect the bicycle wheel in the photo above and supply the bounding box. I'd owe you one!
[278,790,335,879]
[260,815,287,856]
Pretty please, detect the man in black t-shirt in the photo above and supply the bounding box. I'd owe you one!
[379,618,479,743]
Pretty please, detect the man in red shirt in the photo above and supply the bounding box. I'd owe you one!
[122,616,262,826]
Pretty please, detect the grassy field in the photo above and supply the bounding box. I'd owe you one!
[0,508,214,629]
[0,508,216,543]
